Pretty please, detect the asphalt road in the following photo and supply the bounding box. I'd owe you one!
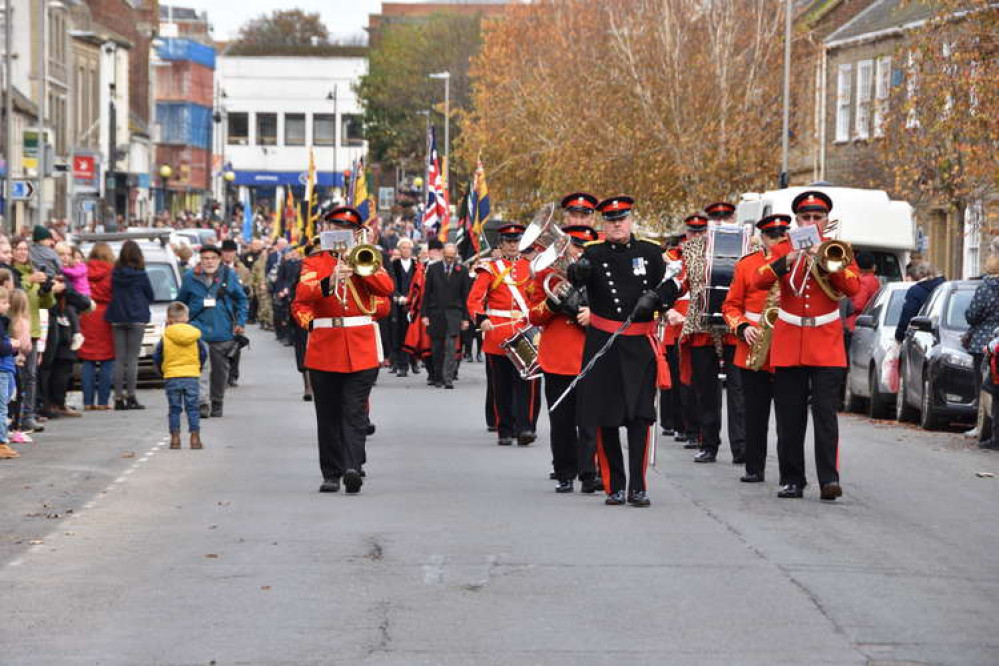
[1,327,997,665]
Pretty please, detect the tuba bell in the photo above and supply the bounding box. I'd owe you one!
[522,203,575,302]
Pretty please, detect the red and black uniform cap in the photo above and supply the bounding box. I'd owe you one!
[597,196,634,221]
[705,201,736,219]
[497,222,527,240]
[561,224,599,247]
[324,206,364,229]
[756,214,792,232]
[560,192,598,214]
[791,190,833,214]
[684,214,709,231]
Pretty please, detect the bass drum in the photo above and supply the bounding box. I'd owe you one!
[704,223,750,326]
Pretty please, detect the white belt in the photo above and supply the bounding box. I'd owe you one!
[677,294,690,302]
[311,316,373,329]
[745,311,761,323]
[777,308,840,327]
[485,309,523,319]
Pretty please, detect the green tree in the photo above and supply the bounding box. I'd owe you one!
[232,9,330,49]
[356,13,485,183]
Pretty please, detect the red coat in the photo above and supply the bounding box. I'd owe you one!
[752,238,861,368]
[466,257,535,356]
[527,268,585,375]
[78,260,115,361]
[846,271,880,330]
[721,249,774,372]
[292,252,395,373]
[402,261,432,358]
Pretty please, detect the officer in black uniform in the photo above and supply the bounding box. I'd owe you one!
[568,196,682,507]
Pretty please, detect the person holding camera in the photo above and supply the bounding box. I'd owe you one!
[177,244,248,418]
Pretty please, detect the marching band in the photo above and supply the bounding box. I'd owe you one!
[296,189,858,506]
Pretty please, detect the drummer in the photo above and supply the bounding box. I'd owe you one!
[466,222,542,446]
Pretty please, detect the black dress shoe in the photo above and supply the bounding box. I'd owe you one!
[661,428,674,437]
[517,431,537,446]
[777,483,804,498]
[498,437,513,446]
[115,399,128,411]
[555,480,573,493]
[303,393,313,402]
[475,353,482,362]
[627,491,651,507]
[396,369,408,378]
[319,478,340,493]
[199,403,211,419]
[740,472,765,483]
[126,396,145,410]
[444,382,454,389]
[410,365,421,375]
[227,379,239,387]
[605,490,626,506]
[210,401,223,418]
[433,381,444,388]
[343,469,363,494]
[580,478,603,494]
[365,423,376,436]
[359,468,366,478]
[674,432,688,442]
[820,482,843,501]
[487,425,497,432]
[693,449,717,463]
[732,455,746,465]
[683,439,700,449]
[548,471,557,480]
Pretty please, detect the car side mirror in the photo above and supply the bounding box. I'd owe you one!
[855,314,875,328]
[909,316,934,332]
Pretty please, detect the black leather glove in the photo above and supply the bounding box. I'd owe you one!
[656,278,681,308]
[547,286,585,319]
[567,257,591,287]
[632,290,662,321]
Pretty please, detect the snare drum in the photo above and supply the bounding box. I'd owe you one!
[500,325,542,380]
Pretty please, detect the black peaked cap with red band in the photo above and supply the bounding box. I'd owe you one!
[324,205,364,228]
[560,192,599,214]
[597,196,634,221]
[684,214,709,230]
[791,190,833,214]
[561,224,598,246]
[497,222,527,239]
[705,201,736,219]
[756,214,792,232]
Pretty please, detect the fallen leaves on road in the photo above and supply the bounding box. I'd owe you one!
[28,539,43,545]
[975,471,995,478]
[121,451,135,458]
[217,501,231,507]
[260,586,271,591]
[204,553,219,559]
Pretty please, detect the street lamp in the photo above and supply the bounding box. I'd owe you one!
[222,169,235,222]
[428,71,450,192]
[326,87,339,182]
[158,165,173,217]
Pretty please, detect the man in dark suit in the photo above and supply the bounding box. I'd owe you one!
[422,242,471,389]
[389,238,419,376]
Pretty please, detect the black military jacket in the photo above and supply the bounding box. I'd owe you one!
[580,236,668,321]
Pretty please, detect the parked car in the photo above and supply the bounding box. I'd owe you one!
[896,280,978,429]
[844,281,909,418]
[74,231,183,385]
[173,228,218,251]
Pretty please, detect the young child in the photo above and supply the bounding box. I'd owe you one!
[7,290,31,444]
[981,327,999,451]
[153,302,208,449]
[0,287,21,458]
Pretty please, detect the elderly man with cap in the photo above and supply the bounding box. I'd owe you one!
[528,193,602,493]
[467,221,541,446]
[753,191,860,500]
[293,206,394,494]
[722,214,790,484]
[177,242,249,418]
[568,196,683,506]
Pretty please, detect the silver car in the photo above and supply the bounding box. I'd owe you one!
[844,281,909,419]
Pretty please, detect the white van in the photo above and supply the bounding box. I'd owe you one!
[736,186,916,282]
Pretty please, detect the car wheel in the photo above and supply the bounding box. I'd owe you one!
[919,372,941,430]
[843,369,864,413]
[868,365,893,420]
[896,362,918,423]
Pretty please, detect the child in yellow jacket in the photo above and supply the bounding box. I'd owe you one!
[154,302,208,449]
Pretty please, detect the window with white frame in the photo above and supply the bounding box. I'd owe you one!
[855,59,874,139]
[873,55,891,137]
[906,51,919,128]
[835,63,852,142]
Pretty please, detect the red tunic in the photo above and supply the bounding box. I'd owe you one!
[721,249,774,372]
[526,268,585,375]
[752,238,861,368]
[465,257,535,356]
[292,252,395,373]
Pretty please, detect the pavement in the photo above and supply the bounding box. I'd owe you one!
[1,326,997,665]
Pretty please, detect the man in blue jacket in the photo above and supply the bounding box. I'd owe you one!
[177,244,249,417]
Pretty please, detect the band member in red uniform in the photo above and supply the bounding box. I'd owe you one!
[660,235,693,442]
[293,206,395,495]
[721,214,790,483]
[705,201,736,223]
[753,191,860,500]
[529,194,602,493]
[466,223,541,446]
[569,196,683,507]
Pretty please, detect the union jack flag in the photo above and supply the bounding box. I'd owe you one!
[421,127,449,233]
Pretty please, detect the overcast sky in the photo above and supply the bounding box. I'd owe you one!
[165,0,413,42]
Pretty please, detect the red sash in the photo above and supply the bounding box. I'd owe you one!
[589,314,670,389]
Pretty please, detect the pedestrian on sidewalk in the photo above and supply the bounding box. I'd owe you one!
[177,244,248,418]
[105,240,154,411]
[12,236,57,433]
[7,290,32,444]
[154,302,208,450]
[0,286,22,458]
[78,243,116,410]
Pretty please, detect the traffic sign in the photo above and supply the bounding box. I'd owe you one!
[9,180,35,201]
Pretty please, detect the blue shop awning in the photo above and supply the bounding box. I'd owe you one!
[233,170,343,188]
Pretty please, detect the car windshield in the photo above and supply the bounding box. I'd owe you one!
[147,262,179,302]
[943,289,974,330]
[884,289,906,326]
[871,251,902,281]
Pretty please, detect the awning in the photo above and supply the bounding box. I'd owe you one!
[233,170,344,188]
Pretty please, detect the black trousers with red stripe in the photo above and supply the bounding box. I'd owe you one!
[774,366,843,487]
[741,367,775,476]
[486,353,540,439]
[596,421,651,494]
[544,372,597,482]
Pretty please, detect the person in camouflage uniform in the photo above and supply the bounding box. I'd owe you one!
[252,240,274,330]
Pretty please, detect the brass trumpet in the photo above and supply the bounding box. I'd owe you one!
[810,239,854,300]
[347,242,382,276]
